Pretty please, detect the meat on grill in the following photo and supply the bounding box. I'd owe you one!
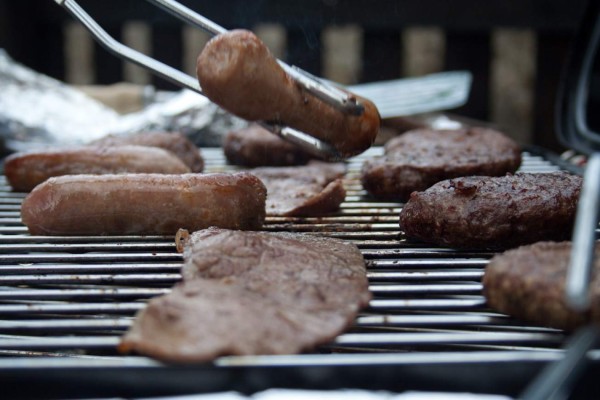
[361,128,522,201]
[251,162,346,216]
[399,172,582,250]
[483,241,600,331]
[223,124,317,167]
[21,173,266,235]
[119,228,371,362]
[4,145,190,192]
[196,29,380,158]
[90,131,204,172]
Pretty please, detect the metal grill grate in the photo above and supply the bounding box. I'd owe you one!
[0,147,591,370]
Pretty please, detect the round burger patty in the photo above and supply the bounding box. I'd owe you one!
[361,127,522,201]
[223,124,316,167]
[483,241,600,331]
[399,172,582,250]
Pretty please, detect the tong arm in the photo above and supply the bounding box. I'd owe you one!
[145,0,364,116]
[54,0,342,159]
[56,0,202,94]
[566,152,600,310]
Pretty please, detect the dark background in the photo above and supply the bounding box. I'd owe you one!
[0,0,589,152]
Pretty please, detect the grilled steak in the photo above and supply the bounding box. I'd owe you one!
[399,172,582,249]
[90,131,204,172]
[483,241,600,331]
[251,162,347,216]
[223,124,316,167]
[120,228,371,362]
[361,127,522,201]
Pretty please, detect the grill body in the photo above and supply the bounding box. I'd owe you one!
[0,147,597,399]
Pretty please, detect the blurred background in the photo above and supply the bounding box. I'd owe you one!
[0,0,588,152]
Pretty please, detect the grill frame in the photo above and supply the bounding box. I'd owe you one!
[0,146,596,399]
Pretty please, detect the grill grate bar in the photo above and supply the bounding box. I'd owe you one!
[369,298,487,310]
[0,242,177,253]
[0,319,132,331]
[369,259,489,267]
[334,332,565,347]
[0,253,182,264]
[0,336,121,349]
[0,303,145,314]
[0,263,182,274]
[0,332,565,351]
[369,283,482,294]
[367,270,484,280]
[0,274,181,285]
[0,288,169,300]
[0,235,172,243]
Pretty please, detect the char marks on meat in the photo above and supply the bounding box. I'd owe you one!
[483,241,600,331]
[223,124,317,167]
[399,172,582,250]
[361,127,522,201]
[251,161,347,216]
[120,228,371,363]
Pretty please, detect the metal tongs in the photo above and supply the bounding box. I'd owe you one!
[53,0,366,160]
[520,153,600,400]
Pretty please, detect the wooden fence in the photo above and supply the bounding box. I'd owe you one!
[0,0,589,151]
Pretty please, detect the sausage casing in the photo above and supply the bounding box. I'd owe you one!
[21,172,267,235]
[90,132,204,172]
[197,30,380,158]
[4,145,191,192]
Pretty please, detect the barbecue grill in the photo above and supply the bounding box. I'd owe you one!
[3,0,600,398]
[0,147,598,399]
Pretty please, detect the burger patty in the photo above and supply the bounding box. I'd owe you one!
[361,127,522,201]
[120,228,370,363]
[399,172,582,250]
[483,241,600,331]
[223,124,317,167]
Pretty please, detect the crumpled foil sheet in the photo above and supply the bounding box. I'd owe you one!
[0,50,247,152]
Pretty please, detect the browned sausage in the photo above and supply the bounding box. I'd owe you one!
[90,132,204,172]
[21,172,266,235]
[4,145,191,192]
[197,30,380,158]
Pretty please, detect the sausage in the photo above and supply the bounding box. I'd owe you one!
[196,30,380,158]
[4,145,191,192]
[90,132,204,172]
[20,172,267,235]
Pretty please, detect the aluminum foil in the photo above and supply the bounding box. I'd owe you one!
[114,89,248,147]
[0,50,247,152]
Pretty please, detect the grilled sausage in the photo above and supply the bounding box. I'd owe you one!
[21,172,267,235]
[90,131,204,172]
[4,145,191,192]
[197,29,380,158]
